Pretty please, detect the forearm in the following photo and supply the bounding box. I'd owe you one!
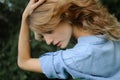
[18,17,31,65]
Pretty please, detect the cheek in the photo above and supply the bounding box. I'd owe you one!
[57,32,67,38]
[54,26,72,40]
[60,29,72,36]
[64,29,72,38]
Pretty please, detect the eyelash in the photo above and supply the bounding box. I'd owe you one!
[44,31,53,34]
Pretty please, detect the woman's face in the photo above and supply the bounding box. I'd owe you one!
[37,22,73,48]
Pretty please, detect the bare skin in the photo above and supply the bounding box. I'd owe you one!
[18,0,45,73]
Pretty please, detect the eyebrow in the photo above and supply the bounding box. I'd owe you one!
[43,30,54,34]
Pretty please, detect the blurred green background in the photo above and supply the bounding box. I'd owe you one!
[0,0,120,80]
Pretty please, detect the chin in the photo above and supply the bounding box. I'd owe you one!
[60,46,65,49]
[60,44,67,49]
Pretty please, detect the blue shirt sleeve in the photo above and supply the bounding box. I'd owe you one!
[39,44,91,79]
[39,51,69,79]
[39,43,91,79]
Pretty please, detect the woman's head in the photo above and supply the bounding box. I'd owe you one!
[28,0,120,42]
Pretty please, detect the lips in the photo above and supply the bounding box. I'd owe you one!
[55,41,61,47]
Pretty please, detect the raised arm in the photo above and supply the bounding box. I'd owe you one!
[18,0,45,73]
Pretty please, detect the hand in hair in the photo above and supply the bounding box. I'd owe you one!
[22,0,45,19]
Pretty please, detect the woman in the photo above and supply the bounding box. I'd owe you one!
[18,0,120,79]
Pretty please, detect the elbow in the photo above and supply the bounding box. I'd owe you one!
[17,59,26,70]
[17,59,23,69]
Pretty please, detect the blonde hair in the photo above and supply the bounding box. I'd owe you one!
[28,0,120,41]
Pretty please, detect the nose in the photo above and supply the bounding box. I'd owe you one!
[43,35,53,45]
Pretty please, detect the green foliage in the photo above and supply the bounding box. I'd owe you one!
[0,0,120,80]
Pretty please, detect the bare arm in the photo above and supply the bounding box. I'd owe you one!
[18,0,45,73]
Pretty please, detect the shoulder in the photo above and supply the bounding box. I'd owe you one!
[61,42,93,70]
[62,42,92,61]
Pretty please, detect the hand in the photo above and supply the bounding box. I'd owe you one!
[22,0,45,19]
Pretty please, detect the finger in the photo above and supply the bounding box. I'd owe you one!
[32,0,45,9]
[30,0,36,3]
[29,0,38,4]
[29,0,34,4]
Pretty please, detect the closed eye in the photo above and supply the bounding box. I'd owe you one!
[44,30,53,34]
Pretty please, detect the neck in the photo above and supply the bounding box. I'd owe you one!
[73,26,93,39]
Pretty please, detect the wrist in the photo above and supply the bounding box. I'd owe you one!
[22,14,28,21]
[21,14,29,24]
[22,10,30,20]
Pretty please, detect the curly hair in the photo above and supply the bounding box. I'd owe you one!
[28,0,120,41]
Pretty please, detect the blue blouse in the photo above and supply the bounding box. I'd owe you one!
[39,35,120,80]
